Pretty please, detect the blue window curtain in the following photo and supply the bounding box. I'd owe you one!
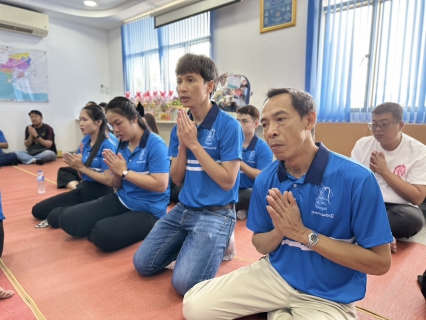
[122,12,212,95]
[306,0,426,123]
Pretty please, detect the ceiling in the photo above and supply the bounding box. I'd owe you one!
[0,0,182,29]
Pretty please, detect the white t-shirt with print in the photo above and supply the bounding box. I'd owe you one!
[351,133,426,205]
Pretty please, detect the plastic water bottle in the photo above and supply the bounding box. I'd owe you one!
[37,170,45,194]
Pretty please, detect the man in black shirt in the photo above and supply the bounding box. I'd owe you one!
[15,110,57,165]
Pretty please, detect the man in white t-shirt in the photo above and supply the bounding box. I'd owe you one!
[351,102,426,253]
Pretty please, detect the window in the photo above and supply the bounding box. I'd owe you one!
[122,12,212,95]
[306,0,426,123]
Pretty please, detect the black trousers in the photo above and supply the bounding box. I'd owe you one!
[0,153,17,167]
[236,188,252,212]
[59,193,159,252]
[386,203,426,238]
[32,181,114,228]
[0,220,3,258]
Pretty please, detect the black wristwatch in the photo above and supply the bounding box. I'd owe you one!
[35,135,40,139]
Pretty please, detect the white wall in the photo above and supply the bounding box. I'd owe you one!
[0,17,111,153]
[107,26,124,99]
[213,0,308,109]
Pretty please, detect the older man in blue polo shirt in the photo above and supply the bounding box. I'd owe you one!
[182,88,393,320]
[133,53,244,296]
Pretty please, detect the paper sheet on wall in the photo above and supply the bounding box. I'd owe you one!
[0,45,48,102]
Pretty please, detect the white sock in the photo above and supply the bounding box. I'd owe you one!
[223,231,236,261]
[236,210,248,220]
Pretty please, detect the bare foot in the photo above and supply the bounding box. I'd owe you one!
[0,287,14,299]
[66,181,79,190]
[223,231,236,261]
[390,237,397,253]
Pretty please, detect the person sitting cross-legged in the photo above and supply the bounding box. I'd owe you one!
[0,130,17,167]
[351,102,426,253]
[15,110,57,165]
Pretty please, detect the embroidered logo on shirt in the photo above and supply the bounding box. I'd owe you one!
[314,184,333,212]
[205,129,215,146]
[137,149,146,163]
[393,164,406,178]
[248,150,255,162]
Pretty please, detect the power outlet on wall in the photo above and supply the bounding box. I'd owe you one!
[100,84,104,93]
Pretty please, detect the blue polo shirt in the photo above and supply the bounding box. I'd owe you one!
[0,192,4,220]
[0,130,6,153]
[239,134,273,189]
[247,143,393,304]
[76,135,117,182]
[116,130,170,218]
[169,103,244,208]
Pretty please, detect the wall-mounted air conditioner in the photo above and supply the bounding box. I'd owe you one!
[0,3,49,38]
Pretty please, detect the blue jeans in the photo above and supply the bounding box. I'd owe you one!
[15,150,56,164]
[133,202,236,295]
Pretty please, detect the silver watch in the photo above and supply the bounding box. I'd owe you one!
[305,231,319,248]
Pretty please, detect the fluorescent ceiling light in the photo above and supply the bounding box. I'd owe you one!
[84,1,98,7]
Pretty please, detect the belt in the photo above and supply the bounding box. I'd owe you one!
[181,203,234,212]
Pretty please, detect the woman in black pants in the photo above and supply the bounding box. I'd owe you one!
[59,97,170,252]
[31,104,117,227]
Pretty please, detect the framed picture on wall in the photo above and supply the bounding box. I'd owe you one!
[260,0,296,33]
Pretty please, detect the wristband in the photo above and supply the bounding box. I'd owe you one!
[35,135,40,139]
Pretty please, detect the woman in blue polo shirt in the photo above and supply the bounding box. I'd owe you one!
[32,104,117,228]
[59,97,170,252]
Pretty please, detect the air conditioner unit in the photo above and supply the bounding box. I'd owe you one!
[0,3,49,38]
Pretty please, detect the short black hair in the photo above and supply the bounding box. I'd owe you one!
[372,102,403,122]
[28,110,42,117]
[175,53,218,95]
[265,88,316,138]
[236,105,260,121]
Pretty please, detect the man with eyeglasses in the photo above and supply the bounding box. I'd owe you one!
[352,102,426,253]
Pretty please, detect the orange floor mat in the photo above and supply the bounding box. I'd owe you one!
[355,241,426,320]
[1,162,425,319]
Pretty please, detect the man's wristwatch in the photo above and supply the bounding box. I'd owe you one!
[305,231,319,249]
[121,169,129,179]
[35,135,40,139]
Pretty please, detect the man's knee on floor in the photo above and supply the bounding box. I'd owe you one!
[132,250,158,277]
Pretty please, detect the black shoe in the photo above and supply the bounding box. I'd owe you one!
[35,160,45,165]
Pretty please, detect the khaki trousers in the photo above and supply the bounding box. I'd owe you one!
[183,256,357,320]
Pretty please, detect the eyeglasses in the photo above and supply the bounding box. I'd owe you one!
[367,122,398,131]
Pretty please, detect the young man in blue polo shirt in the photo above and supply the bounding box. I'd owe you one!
[133,53,244,296]
[183,88,393,319]
[235,105,273,220]
[223,105,273,261]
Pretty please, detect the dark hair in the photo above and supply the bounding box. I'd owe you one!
[105,97,148,133]
[99,102,107,109]
[144,113,159,134]
[265,88,317,137]
[135,102,145,118]
[28,110,42,117]
[81,104,109,167]
[236,105,260,121]
[372,102,403,122]
[175,53,218,96]
[86,101,97,107]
